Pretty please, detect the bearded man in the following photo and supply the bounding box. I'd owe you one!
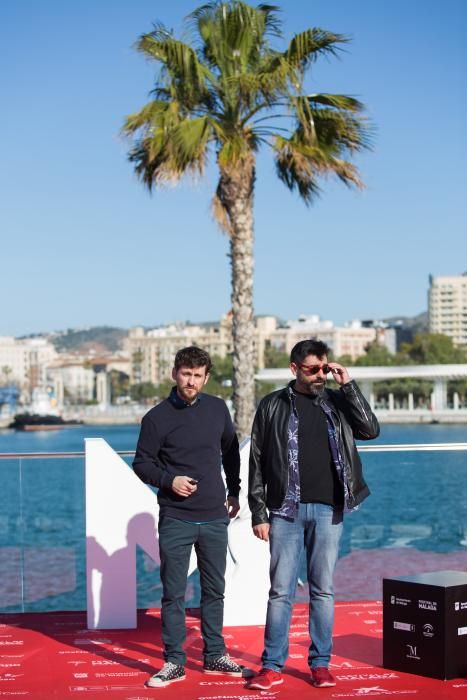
[247,339,379,691]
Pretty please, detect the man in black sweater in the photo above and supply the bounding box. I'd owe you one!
[133,346,252,688]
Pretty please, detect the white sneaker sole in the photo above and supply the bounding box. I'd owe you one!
[146,674,186,688]
[247,678,283,690]
[312,681,336,688]
[203,669,245,677]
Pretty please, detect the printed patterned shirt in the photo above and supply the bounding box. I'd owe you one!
[270,384,355,519]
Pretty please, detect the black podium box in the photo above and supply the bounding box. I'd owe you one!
[383,570,467,680]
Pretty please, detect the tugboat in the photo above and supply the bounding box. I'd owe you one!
[9,413,68,431]
[8,387,82,431]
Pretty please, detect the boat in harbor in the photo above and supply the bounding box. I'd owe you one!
[8,413,82,431]
[7,386,83,430]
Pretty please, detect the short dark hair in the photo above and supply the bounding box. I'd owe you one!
[174,346,212,373]
[290,338,331,364]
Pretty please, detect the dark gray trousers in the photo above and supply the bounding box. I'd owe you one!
[158,515,229,666]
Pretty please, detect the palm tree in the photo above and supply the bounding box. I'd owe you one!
[123,1,371,439]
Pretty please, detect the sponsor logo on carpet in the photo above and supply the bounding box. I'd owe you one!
[332,687,419,697]
[330,662,374,670]
[199,695,280,700]
[349,610,382,617]
[91,660,120,667]
[94,672,140,678]
[199,680,247,685]
[336,673,399,681]
[69,686,143,693]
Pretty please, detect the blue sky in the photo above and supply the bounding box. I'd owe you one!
[1,0,466,336]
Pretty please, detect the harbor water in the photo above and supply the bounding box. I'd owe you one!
[0,423,466,612]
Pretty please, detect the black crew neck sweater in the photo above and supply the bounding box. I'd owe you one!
[133,392,240,521]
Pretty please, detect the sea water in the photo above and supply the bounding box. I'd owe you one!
[0,423,466,612]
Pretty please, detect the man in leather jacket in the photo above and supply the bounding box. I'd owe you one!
[246,339,379,691]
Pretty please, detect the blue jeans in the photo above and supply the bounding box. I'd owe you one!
[158,516,229,666]
[262,502,343,671]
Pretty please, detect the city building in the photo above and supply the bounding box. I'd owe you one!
[47,355,131,407]
[0,336,57,394]
[124,314,235,386]
[428,273,467,347]
[124,313,387,387]
[267,315,379,360]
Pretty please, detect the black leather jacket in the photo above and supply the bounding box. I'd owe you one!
[248,380,380,526]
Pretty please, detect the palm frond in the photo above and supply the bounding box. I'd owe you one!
[128,137,182,190]
[257,4,282,38]
[212,190,233,234]
[126,113,214,190]
[137,31,213,108]
[122,101,171,135]
[171,116,213,170]
[291,95,315,141]
[308,93,364,112]
[273,135,322,203]
[285,28,349,69]
[217,134,252,168]
[309,107,373,153]
[188,1,280,74]
[273,129,365,204]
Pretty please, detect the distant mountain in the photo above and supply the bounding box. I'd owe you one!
[51,326,127,354]
[383,311,429,333]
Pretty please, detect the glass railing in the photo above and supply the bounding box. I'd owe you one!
[1,443,466,613]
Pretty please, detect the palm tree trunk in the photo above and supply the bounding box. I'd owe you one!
[217,157,256,441]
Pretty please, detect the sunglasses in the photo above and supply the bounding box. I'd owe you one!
[296,363,331,376]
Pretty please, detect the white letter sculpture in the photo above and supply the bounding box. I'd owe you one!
[85,437,269,629]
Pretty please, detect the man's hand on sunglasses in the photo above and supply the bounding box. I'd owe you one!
[327,363,350,386]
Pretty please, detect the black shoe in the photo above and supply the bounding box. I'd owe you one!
[203,654,254,678]
[146,662,185,687]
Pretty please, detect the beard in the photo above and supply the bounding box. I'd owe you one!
[178,386,199,403]
[307,381,326,398]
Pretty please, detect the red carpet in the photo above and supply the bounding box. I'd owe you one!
[0,603,465,699]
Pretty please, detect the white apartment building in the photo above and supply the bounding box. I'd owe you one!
[428,273,467,346]
[47,362,96,404]
[47,355,131,406]
[0,336,57,389]
[267,315,378,361]
[124,314,235,386]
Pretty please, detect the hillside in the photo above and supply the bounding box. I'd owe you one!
[51,326,127,354]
